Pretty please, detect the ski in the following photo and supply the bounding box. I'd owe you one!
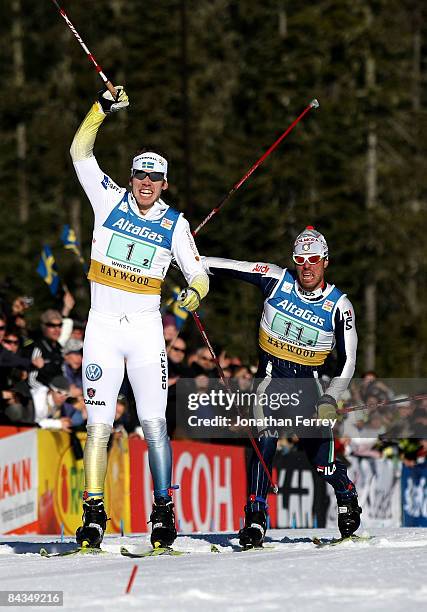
[120,545,186,558]
[239,544,275,552]
[210,544,275,553]
[40,546,106,558]
[312,535,373,548]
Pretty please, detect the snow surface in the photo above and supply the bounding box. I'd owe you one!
[0,529,426,611]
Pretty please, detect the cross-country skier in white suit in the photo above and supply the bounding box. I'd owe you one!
[70,86,209,549]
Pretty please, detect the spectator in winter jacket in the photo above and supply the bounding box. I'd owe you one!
[63,338,83,393]
[30,375,73,431]
[27,310,64,390]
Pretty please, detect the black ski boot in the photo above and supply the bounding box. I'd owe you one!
[338,496,362,538]
[75,499,107,549]
[238,505,268,549]
[149,498,177,548]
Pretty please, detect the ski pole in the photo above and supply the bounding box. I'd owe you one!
[193,99,319,236]
[192,311,278,494]
[337,393,427,415]
[50,0,116,96]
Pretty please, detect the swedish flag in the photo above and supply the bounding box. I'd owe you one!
[167,286,189,329]
[36,245,60,296]
[61,225,85,264]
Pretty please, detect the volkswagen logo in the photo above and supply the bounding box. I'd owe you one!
[85,363,103,381]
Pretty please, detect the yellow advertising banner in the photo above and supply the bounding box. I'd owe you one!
[37,430,130,535]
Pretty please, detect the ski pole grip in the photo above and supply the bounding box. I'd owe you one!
[106,81,117,98]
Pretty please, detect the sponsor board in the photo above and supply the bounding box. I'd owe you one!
[326,456,401,528]
[402,462,427,527]
[38,431,130,535]
[0,430,38,534]
[270,451,327,528]
[129,440,246,532]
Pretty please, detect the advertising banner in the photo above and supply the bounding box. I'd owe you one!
[129,440,247,533]
[270,450,328,528]
[326,456,401,528]
[37,430,130,535]
[402,462,427,527]
[0,430,38,534]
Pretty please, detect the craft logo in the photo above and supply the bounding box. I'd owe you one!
[101,174,120,192]
[160,351,167,390]
[85,363,103,382]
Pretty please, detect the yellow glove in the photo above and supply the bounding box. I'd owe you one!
[178,274,209,312]
[98,85,129,114]
[316,394,338,421]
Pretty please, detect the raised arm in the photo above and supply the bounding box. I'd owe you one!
[70,87,129,217]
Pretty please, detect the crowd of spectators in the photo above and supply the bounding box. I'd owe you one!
[0,293,426,467]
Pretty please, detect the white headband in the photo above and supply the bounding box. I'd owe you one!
[132,152,168,181]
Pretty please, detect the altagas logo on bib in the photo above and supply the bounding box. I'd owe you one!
[276,299,325,326]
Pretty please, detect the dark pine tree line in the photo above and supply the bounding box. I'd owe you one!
[1,0,427,376]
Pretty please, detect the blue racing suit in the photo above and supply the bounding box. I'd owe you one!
[203,257,358,509]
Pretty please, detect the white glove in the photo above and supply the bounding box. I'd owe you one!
[98,85,129,114]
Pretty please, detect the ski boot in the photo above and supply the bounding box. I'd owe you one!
[76,498,107,549]
[337,496,362,538]
[238,502,268,549]
[149,498,177,548]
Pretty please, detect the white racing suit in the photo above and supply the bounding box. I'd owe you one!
[71,103,208,500]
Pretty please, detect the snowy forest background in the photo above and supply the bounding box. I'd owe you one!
[1,0,427,375]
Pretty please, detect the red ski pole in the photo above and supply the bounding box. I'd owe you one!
[193,99,319,236]
[192,312,278,494]
[50,0,116,97]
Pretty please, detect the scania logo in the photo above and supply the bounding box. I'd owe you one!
[85,364,103,381]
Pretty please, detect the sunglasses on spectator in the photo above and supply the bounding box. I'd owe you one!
[200,356,213,362]
[45,322,63,328]
[3,339,19,345]
[292,254,324,265]
[132,170,165,182]
[0,325,6,331]
[171,346,186,353]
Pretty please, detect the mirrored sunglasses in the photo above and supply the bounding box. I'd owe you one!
[293,254,324,265]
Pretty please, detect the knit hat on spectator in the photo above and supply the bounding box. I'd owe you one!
[49,375,71,395]
[63,338,83,354]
